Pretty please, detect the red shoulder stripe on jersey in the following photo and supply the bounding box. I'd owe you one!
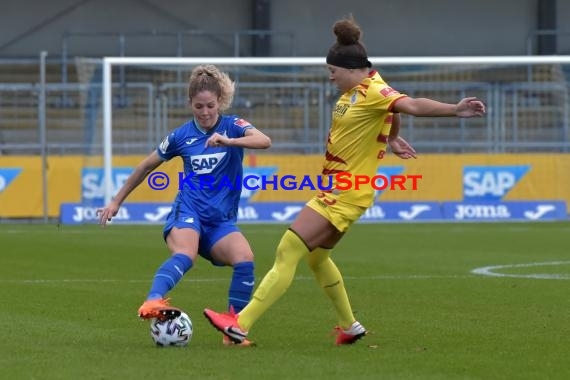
[322,169,347,175]
[325,150,347,164]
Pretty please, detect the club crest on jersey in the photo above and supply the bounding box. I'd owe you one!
[234,118,252,128]
[191,152,227,174]
[350,91,357,104]
[379,87,400,97]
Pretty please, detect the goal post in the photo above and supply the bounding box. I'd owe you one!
[101,55,570,205]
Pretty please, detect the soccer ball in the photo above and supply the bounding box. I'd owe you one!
[150,311,193,347]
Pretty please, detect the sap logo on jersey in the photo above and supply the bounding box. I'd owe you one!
[191,153,226,174]
[463,165,530,201]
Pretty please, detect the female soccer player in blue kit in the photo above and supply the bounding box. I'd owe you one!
[97,64,271,346]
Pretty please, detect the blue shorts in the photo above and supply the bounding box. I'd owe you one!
[163,206,239,267]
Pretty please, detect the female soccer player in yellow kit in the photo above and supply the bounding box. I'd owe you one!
[204,16,486,345]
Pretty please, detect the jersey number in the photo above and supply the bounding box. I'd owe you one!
[317,191,337,206]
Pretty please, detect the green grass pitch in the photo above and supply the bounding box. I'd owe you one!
[1,222,569,379]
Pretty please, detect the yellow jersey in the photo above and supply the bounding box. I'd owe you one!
[321,70,408,207]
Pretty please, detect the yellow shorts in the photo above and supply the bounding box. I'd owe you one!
[306,192,367,233]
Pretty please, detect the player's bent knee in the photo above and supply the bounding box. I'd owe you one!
[275,231,307,266]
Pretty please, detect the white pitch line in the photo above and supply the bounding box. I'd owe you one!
[5,266,570,284]
[471,261,570,280]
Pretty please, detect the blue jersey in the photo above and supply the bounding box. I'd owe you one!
[157,115,254,223]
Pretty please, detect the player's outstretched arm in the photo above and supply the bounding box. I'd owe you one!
[393,96,486,118]
[96,151,163,226]
[456,97,486,117]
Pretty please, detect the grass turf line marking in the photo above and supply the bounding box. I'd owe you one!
[471,261,570,280]
[7,264,570,284]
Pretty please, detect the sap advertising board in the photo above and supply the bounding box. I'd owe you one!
[0,168,21,194]
[446,165,567,221]
[462,165,530,201]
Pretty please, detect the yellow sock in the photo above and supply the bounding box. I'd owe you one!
[306,247,355,329]
[238,229,308,330]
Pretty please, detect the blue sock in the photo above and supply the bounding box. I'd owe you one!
[147,253,193,300]
[228,261,255,313]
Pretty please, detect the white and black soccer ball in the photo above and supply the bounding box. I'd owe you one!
[150,311,193,347]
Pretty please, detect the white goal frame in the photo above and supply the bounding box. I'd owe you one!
[102,55,570,205]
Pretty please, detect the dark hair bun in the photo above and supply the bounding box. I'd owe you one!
[333,19,361,45]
